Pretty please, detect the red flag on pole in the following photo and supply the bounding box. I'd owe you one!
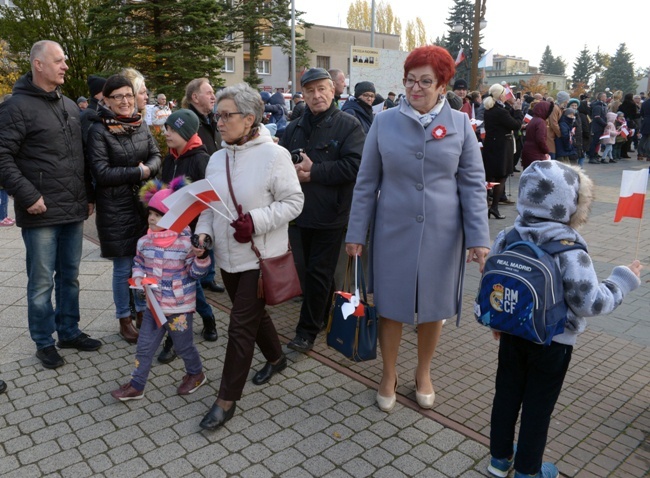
[614,169,648,222]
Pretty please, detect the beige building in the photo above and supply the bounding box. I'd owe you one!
[219,24,401,94]
[488,54,532,77]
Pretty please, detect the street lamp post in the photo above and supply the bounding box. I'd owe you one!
[470,0,487,90]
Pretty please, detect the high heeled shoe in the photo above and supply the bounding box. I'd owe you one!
[376,375,398,412]
[488,208,506,220]
[415,376,435,409]
[199,401,236,430]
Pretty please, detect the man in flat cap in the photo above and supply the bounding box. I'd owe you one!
[280,68,365,353]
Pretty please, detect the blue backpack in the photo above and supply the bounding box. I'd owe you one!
[474,229,585,345]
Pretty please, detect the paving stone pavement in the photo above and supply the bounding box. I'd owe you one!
[0,158,649,477]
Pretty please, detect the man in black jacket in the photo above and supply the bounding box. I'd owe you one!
[587,92,608,163]
[0,40,100,369]
[80,75,106,145]
[280,68,365,352]
[181,78,225,293]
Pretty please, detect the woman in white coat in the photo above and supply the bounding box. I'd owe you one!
[346,46,491,412]
[194,83,304,430]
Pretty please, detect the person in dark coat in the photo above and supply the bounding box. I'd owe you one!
[521,101,552,169]
[0,40,100,370]
[182,78,223,155]
[617,93,639,158]
[289,93,306,120]
[86,74,161,344]
[80,75,106,146]
[556,108,578,163]
[482,83,523,219]
[280,68,365,354]
[587,92,608,163]
[341,80,375,133]
[578,99,591,164]
[638,96,650,161]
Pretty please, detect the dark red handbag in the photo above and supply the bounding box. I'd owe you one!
[226,153,302,305]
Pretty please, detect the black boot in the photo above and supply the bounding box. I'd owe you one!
[157,334,177,364]
[201,315,218,342]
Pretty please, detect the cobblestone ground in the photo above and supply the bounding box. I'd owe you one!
[1,158,649,477]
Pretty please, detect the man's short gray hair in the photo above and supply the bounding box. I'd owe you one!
[216,83,264,125]
[182,78,209,109]
[29,40,62,64]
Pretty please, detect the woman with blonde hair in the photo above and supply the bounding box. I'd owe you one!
[608,90,623,113]
[121,68,148,116]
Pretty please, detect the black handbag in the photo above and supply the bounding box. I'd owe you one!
[326,256,378,362]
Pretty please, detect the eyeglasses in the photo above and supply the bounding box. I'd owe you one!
[108,93,135,102]
[403,78,434,89]
[215,111,244,123]
[360,93,376,99]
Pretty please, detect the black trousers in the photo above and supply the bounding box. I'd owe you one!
[296,227,346,342]
[587,132,603,159]
[490,334,572,475]
[218,268,283,401]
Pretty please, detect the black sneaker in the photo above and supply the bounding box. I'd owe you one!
[0,380,6,394]
[287,336,314,353]
[57,333,102,351]
[36,346,65,369]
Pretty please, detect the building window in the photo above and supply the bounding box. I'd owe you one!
[317,56,330,70]
[222,57,235,73]
[257,60,271,75]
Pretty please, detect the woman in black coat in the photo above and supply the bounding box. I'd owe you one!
[87,75,161,343]
[618,93,640,158]
[482,83,523,219]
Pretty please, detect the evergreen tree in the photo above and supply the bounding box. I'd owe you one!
[0,0,108,99]
[88,0,235,99]
[550,56,567,75]
[572,46,596,87]
[603,43,637,93]
[592,48,610,93]
[539,46,555,74]
[443,0,474,82]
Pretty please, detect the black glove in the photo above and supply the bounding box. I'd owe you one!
[230,205,255,243]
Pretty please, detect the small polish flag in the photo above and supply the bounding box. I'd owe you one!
[600,134,610,141]
[504,85,514,102]
[128,278,167,327]
[523,113,533,124]
[158,179,222,233]
[614,169,648,222]
[455,48,466,66]
[620,126,629,138]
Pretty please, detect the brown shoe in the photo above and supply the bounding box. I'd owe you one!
[177,372,207,395]
[119,317,139,344]
[111,383,144,401]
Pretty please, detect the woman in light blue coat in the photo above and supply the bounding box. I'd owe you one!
[346,46,491,412]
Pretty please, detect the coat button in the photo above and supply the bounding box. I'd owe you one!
[416,215,424,222]
[415,183,424,191]
[416,152,424,159]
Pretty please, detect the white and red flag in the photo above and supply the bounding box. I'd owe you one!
[455,48,466,66]
[523,113,533,124]
[158,179,233,232]
[504,85,514,102]
[129,278,167,327]
[614,169,648,222]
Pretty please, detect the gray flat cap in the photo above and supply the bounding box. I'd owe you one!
[300,68,332,87]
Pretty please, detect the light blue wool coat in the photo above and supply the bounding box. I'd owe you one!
[346,99,491,324]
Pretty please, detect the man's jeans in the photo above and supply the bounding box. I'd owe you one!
[111,256,145,319]
[22,222,84,350]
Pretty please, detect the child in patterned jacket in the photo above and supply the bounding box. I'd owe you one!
[486,161,642,478]
[111,178,211,401]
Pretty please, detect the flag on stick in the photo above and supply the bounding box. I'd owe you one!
[158,179,232,232]
[455,48,466,66]
[614,169,648,222]
[523,113,533,124]
[128,278,167,327]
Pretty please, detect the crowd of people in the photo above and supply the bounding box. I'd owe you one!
[0,40,644,478]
